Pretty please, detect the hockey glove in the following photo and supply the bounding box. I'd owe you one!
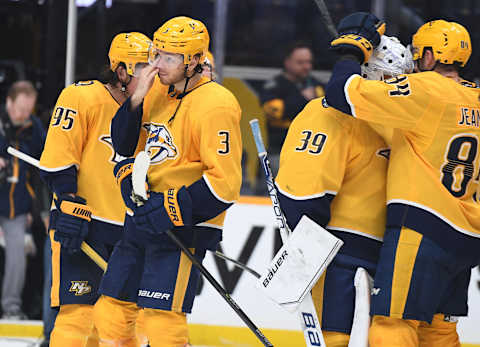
[114,158,148,210]
[54,194,92,253]
[330,12,386,63]
[133,187,192,235]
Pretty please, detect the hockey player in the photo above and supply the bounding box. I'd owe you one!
[325,13,480,346]
[93,16,242,347]
[39,32,151,347]
[275,35,412,347]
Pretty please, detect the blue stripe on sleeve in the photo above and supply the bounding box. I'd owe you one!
[277,190,335,231]
[111,97,144,157]
[40,166,77,195]
[187,177,232,225]
[325,59,362,116]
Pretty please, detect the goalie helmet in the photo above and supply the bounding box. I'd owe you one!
[109,32,151,76]
[151,16,209,65]
[361,35,414,80]
[411,20,471,67]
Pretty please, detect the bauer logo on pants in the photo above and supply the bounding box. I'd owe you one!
[69,281,92,296]
[138,289,171,300]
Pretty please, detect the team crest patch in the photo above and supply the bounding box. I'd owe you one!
[69,281,92,296]
[143,123,178,164]
[100,135,127,163]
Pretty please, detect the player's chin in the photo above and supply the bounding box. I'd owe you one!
[157,73,172,85]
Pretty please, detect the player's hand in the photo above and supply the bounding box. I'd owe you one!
[301,87,316,101]
[53,194,91,253]
[24,233,36,256]
[113,158,148,210]
[133,188,192,235]
[130,64,159,110]
[330,12,386,63]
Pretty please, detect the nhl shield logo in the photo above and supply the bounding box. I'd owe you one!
[143,123,178,164]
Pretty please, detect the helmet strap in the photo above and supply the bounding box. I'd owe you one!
[120,74,132,93]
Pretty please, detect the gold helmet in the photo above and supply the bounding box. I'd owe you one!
[152,16,209,65]
[109,32,151,76]
[411,20,471,67]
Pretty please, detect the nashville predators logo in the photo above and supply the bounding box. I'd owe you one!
[69,281,92,296]
[100,135,127,164]
[143,123,178,164]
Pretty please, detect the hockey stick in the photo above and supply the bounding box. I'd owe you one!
[131,152,274,347]
[250,119,326,347]
[131,153,262,278]
[7,146,108,272]
[313,0,338,38]
[213,250,261,278]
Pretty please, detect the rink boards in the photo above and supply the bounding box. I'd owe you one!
[0,197,479,347]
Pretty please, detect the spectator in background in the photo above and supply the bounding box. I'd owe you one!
[0,80,46,319]
[260,41,324,172]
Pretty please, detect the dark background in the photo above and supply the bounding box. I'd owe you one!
[2,0,480,124]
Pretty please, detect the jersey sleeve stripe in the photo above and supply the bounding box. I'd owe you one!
[275,182,337,200]
[387,198,480,238]
[202,174,236,204]
[326,226,383,242]
[39,163,78,172]
[344,74,360,119]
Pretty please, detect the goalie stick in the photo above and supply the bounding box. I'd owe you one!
[250,119,326,347]
[131,151,274,347]
[6,146,108,272]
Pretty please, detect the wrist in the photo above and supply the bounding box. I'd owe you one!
[130,93,144,111]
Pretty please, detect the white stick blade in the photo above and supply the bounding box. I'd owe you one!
[348,267,373,347]
[132,151,150,201]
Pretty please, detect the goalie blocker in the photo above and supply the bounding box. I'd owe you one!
[257,215,343,312]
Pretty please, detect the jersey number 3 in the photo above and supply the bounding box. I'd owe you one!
[441,134,479,197]
[51,106,76,131]
[218,131,230,155]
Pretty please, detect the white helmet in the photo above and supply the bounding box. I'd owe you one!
[361,36,414,80]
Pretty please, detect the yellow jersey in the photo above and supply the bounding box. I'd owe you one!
[276,97,388,248]
[133,76,242,229]
[40,80,126,225]
[344,71,480,254]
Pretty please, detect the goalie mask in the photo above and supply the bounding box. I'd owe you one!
[361,36,414,80]
[149,16,209,67]
[109,32,151,76]
[411,20,471,67]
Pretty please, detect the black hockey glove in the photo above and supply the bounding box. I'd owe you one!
[54,194,92,253]
[330,12,386,63]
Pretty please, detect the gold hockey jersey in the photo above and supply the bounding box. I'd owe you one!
[135,76,242,229]
[40,80,127,225]
[344,72,480,248]
[276,97,388,241]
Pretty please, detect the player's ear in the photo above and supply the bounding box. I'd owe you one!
[424,49,436,70]
[115,65,129,83]
[187,55,200,74]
